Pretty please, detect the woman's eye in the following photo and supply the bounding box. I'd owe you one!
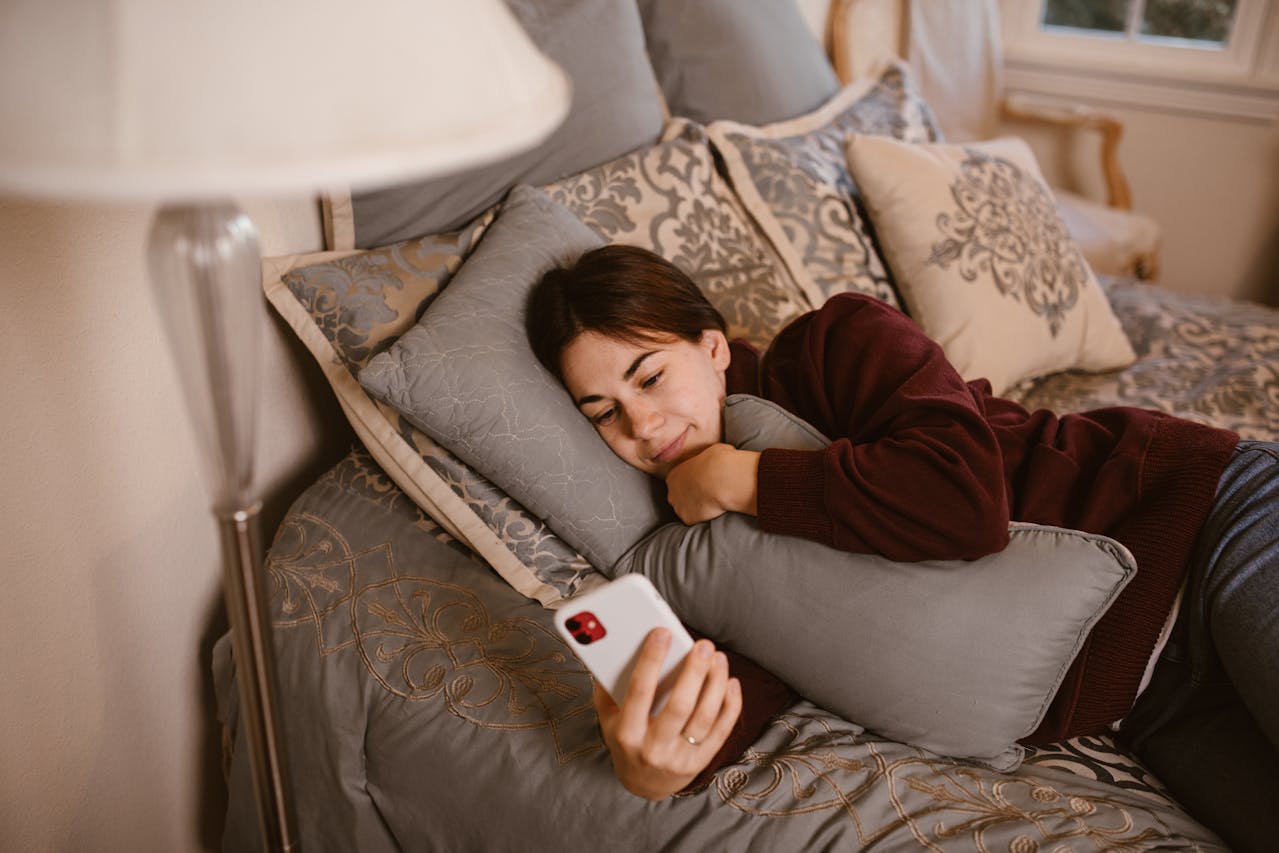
[593,408,616,426]
[641,371,663,389]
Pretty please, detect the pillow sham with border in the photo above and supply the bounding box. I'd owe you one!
[706,61,944,311]
[844,133,1136,395]
[263,207,604,607]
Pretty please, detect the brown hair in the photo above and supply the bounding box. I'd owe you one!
[526,245,726,382]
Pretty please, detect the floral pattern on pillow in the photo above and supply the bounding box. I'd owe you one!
[845,133,1135,395]
[273,208,600,603]
[387,406,596,597]
[544,121,811,351]
[708,63,943,309]
[283,213,495,373]
[929,147,1087,336]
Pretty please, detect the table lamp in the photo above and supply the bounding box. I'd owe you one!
[0,2,570,850]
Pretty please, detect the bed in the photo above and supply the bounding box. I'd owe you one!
[214,1,1278,849]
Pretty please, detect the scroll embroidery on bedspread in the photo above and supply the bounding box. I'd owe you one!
[265,454,599,763]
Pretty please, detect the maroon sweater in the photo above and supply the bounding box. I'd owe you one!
[730,293,1238,742]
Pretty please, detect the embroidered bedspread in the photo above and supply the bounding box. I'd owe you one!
[216,446,1225,851]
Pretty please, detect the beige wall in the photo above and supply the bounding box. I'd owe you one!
[1007,107,1279,305]
[0,195,341,852]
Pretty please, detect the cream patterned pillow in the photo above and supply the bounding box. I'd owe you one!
[543,120,812,350]
[263,211,600,607]
[706,62,944,311]
[845,134,1136,394]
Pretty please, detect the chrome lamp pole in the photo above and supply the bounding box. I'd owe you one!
[147,202,297,850]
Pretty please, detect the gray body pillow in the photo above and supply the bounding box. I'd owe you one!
[613,395,1136,769]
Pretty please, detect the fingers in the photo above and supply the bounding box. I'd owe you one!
[594,633,744,801]
[592,680,619,732]
[665,444,757,524]
[654,644,726,741]
[665,459,723,525]
[613,628,672,743]
[681,647,731,743]
[700,676,743,754]
[649,639,718,744]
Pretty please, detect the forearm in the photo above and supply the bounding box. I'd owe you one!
[756,441,1010,561]
[757,294,1011,561]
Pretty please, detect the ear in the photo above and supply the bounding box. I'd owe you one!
[699,329,732,372]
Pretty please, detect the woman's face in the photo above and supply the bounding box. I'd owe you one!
[559,329,731,478]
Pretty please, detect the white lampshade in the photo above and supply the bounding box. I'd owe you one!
[0,0,571,200]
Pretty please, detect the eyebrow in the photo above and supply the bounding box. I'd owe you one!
[575,350,658,407]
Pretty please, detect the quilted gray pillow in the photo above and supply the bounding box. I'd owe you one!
[615,394,1137,768]
[359,186,669,572]
[638,0,839,125]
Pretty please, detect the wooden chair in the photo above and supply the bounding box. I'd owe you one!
[823,0,1160,280]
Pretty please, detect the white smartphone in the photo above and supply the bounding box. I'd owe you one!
[554,574,695,712]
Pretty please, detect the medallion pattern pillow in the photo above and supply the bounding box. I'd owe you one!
[543,120,812,350]
[707,62,943,310]
[264,209,601,606]
[845,133,1136,395]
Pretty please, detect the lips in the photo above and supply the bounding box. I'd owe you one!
[652,428,689,465]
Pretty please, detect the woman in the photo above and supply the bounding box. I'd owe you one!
[527,245,1279,850]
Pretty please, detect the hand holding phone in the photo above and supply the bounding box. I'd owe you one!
[553,574,694,711]
[557,575,743,801]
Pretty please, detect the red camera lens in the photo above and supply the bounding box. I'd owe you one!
[564,610,606,644]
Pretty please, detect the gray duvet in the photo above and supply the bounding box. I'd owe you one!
[216,449,1223,851]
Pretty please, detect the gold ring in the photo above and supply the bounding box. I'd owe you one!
[684,734,700,746]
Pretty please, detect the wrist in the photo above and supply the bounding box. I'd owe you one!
[728,448,760,515]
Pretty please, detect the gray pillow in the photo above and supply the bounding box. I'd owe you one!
[614,394,1136,768]
[638,0,840,125]
[359,186,669,572]
[351,0,665,248]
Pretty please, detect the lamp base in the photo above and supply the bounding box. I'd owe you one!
[219,503,299,853]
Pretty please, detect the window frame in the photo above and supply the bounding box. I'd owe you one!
[999,0,1279,120]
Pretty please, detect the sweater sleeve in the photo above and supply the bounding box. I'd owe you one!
[756,294,1010,561]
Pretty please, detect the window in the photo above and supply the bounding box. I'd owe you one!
[1000,0,1279,120]
[1041,0,1239,45]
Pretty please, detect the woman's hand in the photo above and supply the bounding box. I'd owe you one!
[665,443,759,525]
[594,629,742,800]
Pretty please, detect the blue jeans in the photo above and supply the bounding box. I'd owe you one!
[1120,440,1279,853]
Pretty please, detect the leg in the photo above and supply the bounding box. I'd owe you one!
[1195,441,1279,748]
[1121,441,1279,852]
[1129,682,1279,853]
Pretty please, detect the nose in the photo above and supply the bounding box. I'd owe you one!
[626,399,663,440]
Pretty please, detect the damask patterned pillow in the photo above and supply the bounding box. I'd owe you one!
[705,62,943,311]
[542,120,812,351]
[1008,279,1279,441]
[262,209,603,607]
[844,134,1136,395]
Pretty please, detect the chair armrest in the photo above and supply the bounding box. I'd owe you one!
[825,0,855,84]
[1001,93,1133,210]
